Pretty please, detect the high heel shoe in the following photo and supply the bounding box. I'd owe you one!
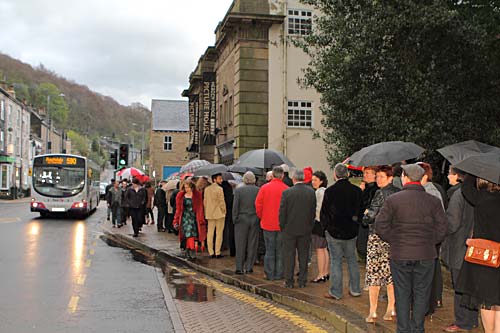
[383,310,396,321]
[365,313,377,323]
[325,274,330,280]
[311,276,327,283]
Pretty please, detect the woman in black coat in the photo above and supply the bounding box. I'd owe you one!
[456,175,500,333]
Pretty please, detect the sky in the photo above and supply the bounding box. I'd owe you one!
[0,0,234,108]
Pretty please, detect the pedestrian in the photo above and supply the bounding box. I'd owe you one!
[418,162,445,312]
[310,170,329,283]
[376,163,448,333]
[107,180,122,228]
[446,166,462,201]
[221,179,235,257]
[455,175,500,333]
[145,181,155,225]
[357,167,379,260]
[204,173,226,258]
[232,171,260,274]
[362,165,400,323]
[441,169,478,332]
[154,180,167,232]
[279,169,316,288]
[105,178,115,220]
[265,171,274,183]
[120,179,129,225]
[303,166,313,186]
[280,164,293,187]
[169,180,181,235]
[321,163,363,300]
[255,166,288,280]
[172,179,206,260]
[126,177,147,237]
[196,176,210,193]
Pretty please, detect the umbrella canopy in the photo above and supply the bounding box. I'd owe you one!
[180,159,211,173]
[193,164,228,177]
[116,167,145,179]
[453,153,500,184]
[228,164,262,175]
[164,179,179,191]
[233,149,295,170]
[136,174,151,184]
[347,141,425,167]
[437,140,500,165]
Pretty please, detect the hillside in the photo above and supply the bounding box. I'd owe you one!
[0,52,150,142]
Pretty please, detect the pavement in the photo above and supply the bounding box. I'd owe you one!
[101,218,482,333]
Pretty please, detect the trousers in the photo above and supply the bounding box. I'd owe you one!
[207,218,225,255]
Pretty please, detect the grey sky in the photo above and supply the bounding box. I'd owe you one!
[0,0,233,108]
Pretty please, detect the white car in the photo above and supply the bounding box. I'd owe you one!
[99,182,108,199]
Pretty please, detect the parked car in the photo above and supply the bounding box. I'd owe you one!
[99,182,108,199]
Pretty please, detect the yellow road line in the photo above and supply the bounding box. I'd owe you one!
[197,277,328,333]
[68,296,79,313]
[85,259,91,267]
[0,217,20,224]
[89,249,95,256]
[77,274,86,285]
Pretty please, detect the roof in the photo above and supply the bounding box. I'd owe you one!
[151,99,189,132]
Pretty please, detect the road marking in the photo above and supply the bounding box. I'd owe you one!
[89,249,95,256]
[198,277,328,333]
[94,234,99,240]
[91,241,96,247]
[0,217,20,224]
[68,296,79,313]
[85,259,91,267]
[77,274,86,285]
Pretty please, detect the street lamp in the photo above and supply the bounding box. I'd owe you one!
[45,93,65,154]
[132,122,145,167]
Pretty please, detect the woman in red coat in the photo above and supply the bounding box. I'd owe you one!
[173,179,207,260]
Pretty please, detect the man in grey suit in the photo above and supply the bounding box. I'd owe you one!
[279,169,316,288]
[232,172,260,274]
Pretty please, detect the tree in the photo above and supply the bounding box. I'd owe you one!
[299,0,500,165]
[34,83,69,127]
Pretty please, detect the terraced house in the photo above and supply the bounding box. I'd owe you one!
[183,0,330,174]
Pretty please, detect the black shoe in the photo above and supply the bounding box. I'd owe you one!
[325,274,330,280]
[216,255,224,259]
[311,276,327,283]
[107,217,110,221]
[133,233,138,237]
[210,255,216,259]
[283,282,294,288]
[235,270,244,275]
[298,283,306,288]
[245,269,253,274]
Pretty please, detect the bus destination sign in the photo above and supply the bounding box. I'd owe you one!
[34,155,85,167]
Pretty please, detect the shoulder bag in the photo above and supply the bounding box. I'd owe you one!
[464,238,500,268]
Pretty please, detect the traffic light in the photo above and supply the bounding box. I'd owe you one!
[110,149,117,167]
[118,144,129,167]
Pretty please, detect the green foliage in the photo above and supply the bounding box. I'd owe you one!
[33,83,69,127]
[67,130,89,156]
[299,0,500,165]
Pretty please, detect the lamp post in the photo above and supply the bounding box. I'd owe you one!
[132,122,145,167]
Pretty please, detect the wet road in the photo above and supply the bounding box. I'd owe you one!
[0,200,172,333]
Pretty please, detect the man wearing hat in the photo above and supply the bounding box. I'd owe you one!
[376,163,448,333]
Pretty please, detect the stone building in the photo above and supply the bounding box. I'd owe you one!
[149,99,189,180]
[184,0,331,174]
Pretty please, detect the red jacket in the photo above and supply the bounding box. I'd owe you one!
[255,179,288,231]
[173,189,207,242]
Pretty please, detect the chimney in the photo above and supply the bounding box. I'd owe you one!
[7,85,16,99]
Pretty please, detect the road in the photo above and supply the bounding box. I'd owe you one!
[0,199,335,333]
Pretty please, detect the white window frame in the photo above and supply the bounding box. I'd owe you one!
[0,99,4,120]
[287,9,312,36]
[287,101,313,128]
[163,135,173,151]
[0,164,11,190]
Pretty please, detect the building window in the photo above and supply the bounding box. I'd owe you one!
[287,101,313,128]
[0,100,4,120]
[0,164,9,190]
[288,9,312,35]
[163,136,173,151]
[0,131,4,149]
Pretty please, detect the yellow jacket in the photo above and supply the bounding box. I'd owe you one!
[203,183,226,220]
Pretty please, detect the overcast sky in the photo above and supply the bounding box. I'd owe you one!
[0,0,233,108]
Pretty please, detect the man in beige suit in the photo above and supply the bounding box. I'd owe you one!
[204,173,227,258]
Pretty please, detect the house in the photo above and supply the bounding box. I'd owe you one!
[149,99,189,180]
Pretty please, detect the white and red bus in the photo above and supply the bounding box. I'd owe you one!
[30,154,100,218]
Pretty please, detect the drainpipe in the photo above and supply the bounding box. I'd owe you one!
[282,1,288,156]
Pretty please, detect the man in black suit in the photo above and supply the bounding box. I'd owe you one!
[321,163,363,300]
[279,169,316,288]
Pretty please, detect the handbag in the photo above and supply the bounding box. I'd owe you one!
[464,238,500,268]
[312,220,325,237]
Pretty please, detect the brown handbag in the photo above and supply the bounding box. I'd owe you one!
[464,238,500,268]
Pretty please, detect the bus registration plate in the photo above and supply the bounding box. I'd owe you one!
[51,208,65,212]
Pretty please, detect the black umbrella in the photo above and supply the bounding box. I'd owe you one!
[233,149,295,170]
[193,164,228,177]
[228,164,262,175]
[453,153,500,184]
[347,141,425,167]
[437,140,500,165]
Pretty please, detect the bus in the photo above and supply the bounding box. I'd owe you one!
[30,154,100,218]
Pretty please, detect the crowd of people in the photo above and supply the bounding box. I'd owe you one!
[105,159,500,333]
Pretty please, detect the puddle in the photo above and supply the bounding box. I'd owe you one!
[167,268,215,302]
[101,235,157,266]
